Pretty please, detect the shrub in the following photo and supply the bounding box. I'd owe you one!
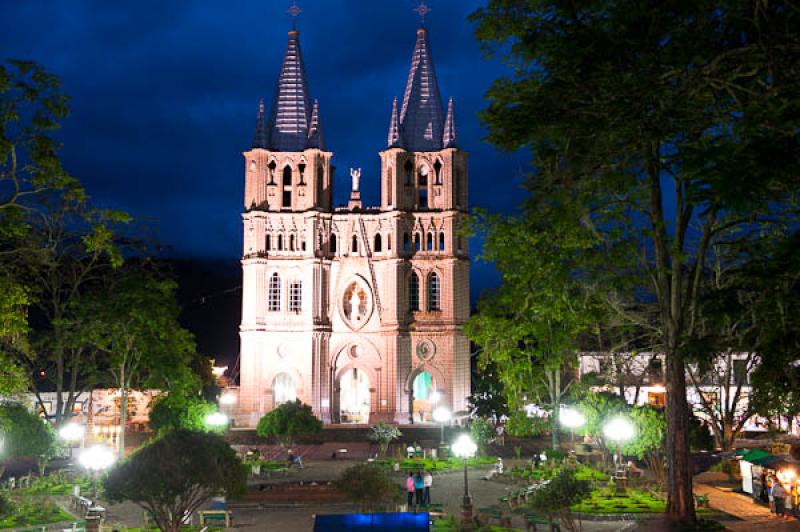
[529,470,591,532]
[368,422,402,457]
[149,394,219,434]
[256,400,322,448]
[335,464,403,512]
[470,417,495,455]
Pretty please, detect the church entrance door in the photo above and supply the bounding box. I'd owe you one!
[338,368,370,424]
[412,371,437,423]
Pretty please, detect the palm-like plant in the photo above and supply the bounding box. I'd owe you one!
[367,422,402,457]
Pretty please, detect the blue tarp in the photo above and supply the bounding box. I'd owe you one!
[313,512,430,531]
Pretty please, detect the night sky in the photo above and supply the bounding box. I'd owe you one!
[1,1,527,359]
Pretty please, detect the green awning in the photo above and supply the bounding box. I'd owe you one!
[741,449,772,464]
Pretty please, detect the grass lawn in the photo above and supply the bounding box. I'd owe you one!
[511,464,609,482]
[571,488,666,514]
[18,473,92,496]
[379,456,497,473]
[0,496,75,530]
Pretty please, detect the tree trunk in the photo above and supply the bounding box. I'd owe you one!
[119,385,127,457]
[665,351,697,525]
[550,370,561,451]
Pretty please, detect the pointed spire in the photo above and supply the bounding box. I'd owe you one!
[387,97,401,148]
[252,99,269,149]
[442,98,458,148]
[307,99,325,149]
[399,27,445,152]
[266,30,315,151]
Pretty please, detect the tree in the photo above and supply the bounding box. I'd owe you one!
[367,422,402,457]
[78,268,196,455]
[0,401,56,478]
[256,400,322,449]
[149,393,219,435]
[469,417,495,456]
[335,464,403,512]
[0,351,29,397]
[104,430,246,532]
[467,358,509,420]
[528,470,591,532]
[466,210,599,450]
[471,1,800,524]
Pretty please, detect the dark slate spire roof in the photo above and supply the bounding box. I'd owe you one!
[263,30,318,152]
[252,99,269,149]
[387,97,401,148]
[398,27,445,152]
[442,97,458,148]
[307,99,324,149]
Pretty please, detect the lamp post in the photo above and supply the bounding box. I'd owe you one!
[452,433,478,530]
[78,444,115,499]
[559,407,585,444]
[432,407,451,447]
[602,416,635,494]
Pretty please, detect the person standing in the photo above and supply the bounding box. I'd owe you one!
[423,470,433,505]
[772,479,787,518]
[406,473,415,508]
[414,471,425,506]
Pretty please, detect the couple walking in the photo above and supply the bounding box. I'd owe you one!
[406,471,433,507]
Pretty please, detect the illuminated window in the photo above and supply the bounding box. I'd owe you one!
[268,273,281,312]
[289,282,302,313]
[273,373,296,406]
[427,272,440,311]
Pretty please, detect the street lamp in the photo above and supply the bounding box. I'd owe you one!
[205,412,229,429]
[432,407,451,447]
[452,434,478,530]
[603,416,635,494]
[78,444,115,499]
[560,407,585,443]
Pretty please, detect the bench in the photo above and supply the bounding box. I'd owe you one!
[200,509,232,528]
[476,506,512,527]
[527,514,560,532]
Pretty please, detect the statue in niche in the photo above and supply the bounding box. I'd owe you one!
[350,167,361,192]
[344,283,367,323]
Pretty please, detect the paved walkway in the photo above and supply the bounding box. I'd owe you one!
[694,483,800,531]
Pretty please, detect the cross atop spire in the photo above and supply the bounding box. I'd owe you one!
[288,1,302,29]
[413,2,432,26]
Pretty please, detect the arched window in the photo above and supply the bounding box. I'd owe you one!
[352,235,358,253]
[282,165,292,208]
[427,272,441,311]
[387,233,392,251]
[434,159,443,185]
[457,236,464,253]
[289,281,302,313]
[268,160,277,184]
[439,232,445,251]
[374,233,382,253]
[268,273,281,312]
[409,272,420,311]
[289,234,295,251]
[403,233,411,253]
[404,160,413,185]
[455,169,462,208]
[414,233,421,251]
[298,162,306,185]
[419,189,428,209]
[266,234,271,251]
[273,373,296,406]
[426,232,433,251]
[278,234,284,251]
[330,233,337,253]
[418,164,428,187]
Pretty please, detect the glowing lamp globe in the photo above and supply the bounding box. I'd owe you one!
[603,416,635,443]
[219,393,237,406]
[560,408,585,429]
[452,434,478,459]
[79,444,116,472]
[433,407,451,424]
[205,412,229,427]
[59,422,86,442]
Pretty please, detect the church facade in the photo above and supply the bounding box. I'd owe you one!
[236,21,470,426]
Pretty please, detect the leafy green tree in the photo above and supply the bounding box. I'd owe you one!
[149,393,219,435]
[467,358,509,420]
[77,268,196,454]
[466,210,599,450]
[0,401,56,478]
[367,422,402,457]
[0,351,29,397]
[104,430,246,532]
[529,470,591,532]
[469,417,495,456]
[505,410,547,438]
[471,0,800,524]
[256,400,322,449]
[335,464,403,512]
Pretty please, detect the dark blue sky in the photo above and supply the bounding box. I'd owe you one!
[1,0,528,300]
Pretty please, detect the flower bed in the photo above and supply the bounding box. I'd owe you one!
[511,464,608,482]
[571,488,665,514]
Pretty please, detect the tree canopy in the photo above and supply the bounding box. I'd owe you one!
[104,430,246,532]
[470,0,800,524]
[256,400,323,448]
